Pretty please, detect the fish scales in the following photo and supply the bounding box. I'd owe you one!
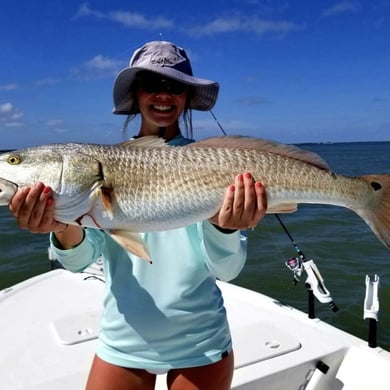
[101,146,229,229]
[95,145,372,227]
[0,135,389,260]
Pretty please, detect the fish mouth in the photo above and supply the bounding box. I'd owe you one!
[0,177,18,189]
[0,178,18,205]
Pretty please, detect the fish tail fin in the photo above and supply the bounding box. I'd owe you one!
[356,174,390,249]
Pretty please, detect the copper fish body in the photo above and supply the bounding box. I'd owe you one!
[0,136,389,261]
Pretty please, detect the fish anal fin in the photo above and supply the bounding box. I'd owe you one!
[267,203,298,213]
[109,230,152,263]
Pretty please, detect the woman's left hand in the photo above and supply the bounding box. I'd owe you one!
[209,172,267,230]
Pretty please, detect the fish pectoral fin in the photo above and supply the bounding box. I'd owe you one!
[99,187,114,217]
[108,230,152,263]
[267,203,298,213]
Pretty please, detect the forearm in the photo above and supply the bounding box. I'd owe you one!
[201,221,247,282]
[50,228,105,272]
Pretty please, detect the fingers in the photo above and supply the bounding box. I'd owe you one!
[29,185,55,232]
[252,181,267,225]
[9,182,62,233]
[8,186,31,220]
[242,172,260,226]
[211,172,267,230]
[233,172,267,229]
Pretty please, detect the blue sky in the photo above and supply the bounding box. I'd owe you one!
[1,1,389,149]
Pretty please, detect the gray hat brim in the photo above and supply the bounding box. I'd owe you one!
[113,65,219,115]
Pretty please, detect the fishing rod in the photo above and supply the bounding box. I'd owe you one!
[210,110,227,136]
[276,214,339,315]
[275,214,306,285]
[209,111,338,315]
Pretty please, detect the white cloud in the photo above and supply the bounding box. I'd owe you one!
[47,119,64,127]
[0,83,18,91]
[187,15,302,37]
[71,54,124,80]
[46,119,67,134]
[73,3,104,19]
[74,3,173,30]
[321,2,361,18]
[10,111,23,120]
[85,55,123,71]
[0,102,24,128]
[109,11,172,29]
[0,102,13,113]
[34,78,60,87]
[73,4,299,38]
[4,122,23,128]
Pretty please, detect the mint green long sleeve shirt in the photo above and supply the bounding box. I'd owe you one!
[49,135,248,370]
[51,222,247,370]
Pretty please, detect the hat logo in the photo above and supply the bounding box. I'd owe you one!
[150,47,186,68]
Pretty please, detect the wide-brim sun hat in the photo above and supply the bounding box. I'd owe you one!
[113,41,219,115]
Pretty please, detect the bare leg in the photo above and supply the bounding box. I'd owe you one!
[86,354,156,390]
[167,351,234,390]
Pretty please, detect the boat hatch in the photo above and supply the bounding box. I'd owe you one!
[51,311,101,345]
[232,322,301,368]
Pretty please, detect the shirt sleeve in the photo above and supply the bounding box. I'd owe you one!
[49,229,105,272]
[199,221,247,282]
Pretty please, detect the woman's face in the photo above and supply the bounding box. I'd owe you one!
[135,73,188,131]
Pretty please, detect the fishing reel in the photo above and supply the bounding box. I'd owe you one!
[285,256,338,313]
[285,257,303,285]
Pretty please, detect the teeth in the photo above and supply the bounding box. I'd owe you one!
[153,105,172,111]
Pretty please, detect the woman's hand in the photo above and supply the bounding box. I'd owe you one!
[9,182,84,249]
[9,182,67,234]
[209,172,267,230]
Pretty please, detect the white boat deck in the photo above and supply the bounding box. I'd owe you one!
[1,266,390,389]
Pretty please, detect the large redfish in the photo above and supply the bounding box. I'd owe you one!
[0,136,389,261]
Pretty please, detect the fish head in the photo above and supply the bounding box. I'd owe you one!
[0,146,64,192]
[0,145,104,219]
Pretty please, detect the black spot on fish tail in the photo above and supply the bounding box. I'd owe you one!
[371,181,382,191]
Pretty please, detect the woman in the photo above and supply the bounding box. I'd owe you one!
[9,41,267,390]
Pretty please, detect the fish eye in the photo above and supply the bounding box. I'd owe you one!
[7,155,21,165]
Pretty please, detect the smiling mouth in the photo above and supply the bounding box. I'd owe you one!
[152,105,174,112]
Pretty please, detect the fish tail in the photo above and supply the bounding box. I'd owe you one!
[356,174,390,249]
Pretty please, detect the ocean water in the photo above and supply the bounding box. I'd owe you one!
[0,141,389,350]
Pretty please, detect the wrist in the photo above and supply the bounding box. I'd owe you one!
[211,223,237,234]
[52,225,85,250]
[56,224,69,234]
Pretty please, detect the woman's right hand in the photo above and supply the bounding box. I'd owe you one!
[9,182,66,233]
[9,182,84,249]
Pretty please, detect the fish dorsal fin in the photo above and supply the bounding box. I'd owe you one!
[121,136,169,148]
[187,136,330,170]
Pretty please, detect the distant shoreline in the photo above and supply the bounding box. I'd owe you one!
[2,139,390,153]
